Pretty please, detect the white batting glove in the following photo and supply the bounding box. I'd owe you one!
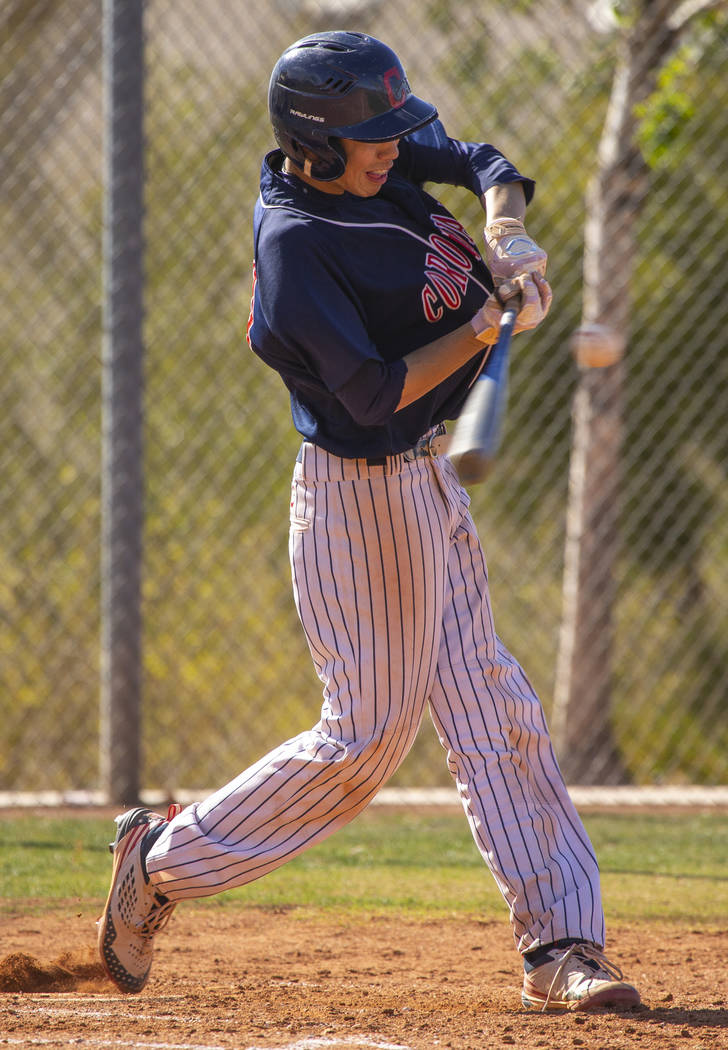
[483,218,548,283]
[470,272,553,344]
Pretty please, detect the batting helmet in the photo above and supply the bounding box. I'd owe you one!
[268,31,438,181]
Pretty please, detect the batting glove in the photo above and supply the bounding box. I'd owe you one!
[483,218,548,283]
[471,272,552,344]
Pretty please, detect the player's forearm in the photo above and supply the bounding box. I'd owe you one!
[396,266,552,412]
[481,183,549,287]
[396,321,484,411]
[481,181,527,223]
[396,182,534,413]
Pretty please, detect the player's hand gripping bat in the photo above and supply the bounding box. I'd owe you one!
[447,279,523,485]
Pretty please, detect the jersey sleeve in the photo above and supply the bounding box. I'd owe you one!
[249,217,406,427]
[396,119,535,202]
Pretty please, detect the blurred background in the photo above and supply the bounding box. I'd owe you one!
[2,0,727,800]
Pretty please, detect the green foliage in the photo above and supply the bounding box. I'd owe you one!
[635,60,695,167]
[636,10,728,169]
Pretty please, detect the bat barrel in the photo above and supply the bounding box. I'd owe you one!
[449,447,493,485]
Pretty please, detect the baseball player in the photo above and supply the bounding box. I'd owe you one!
[98,31,640,1013]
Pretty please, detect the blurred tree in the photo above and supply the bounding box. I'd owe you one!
[552,0,728,784]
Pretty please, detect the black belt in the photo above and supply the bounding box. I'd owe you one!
[297,424,449,467]
[367,423,449,465]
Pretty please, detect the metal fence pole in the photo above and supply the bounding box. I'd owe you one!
[100,0,145,804]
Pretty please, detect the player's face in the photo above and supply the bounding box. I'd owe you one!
[333,137,400,197]
[285,138,400,197]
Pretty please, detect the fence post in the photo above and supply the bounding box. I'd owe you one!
[100,0,145,804]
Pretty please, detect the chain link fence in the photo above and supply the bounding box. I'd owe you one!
[2,0,727,798]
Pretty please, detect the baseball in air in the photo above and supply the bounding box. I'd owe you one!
[570,324,625,368]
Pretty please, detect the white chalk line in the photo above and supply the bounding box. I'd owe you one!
[0,1039,226,1050]
[2,999,412,1049]
[0,1035,410,1050]
[3,996,411,1050]
[3,1001,204,1023]
[246,1040,411,1050]
[1,1001,411,1050]
[2,994,186,1002]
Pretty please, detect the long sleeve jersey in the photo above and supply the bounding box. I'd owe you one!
[247,125,534,458]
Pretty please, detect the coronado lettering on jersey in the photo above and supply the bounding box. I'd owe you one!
[422,214,482,322]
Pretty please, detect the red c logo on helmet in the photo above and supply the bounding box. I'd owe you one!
[383,67,407,108]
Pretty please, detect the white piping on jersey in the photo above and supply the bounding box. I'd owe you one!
[259,197,493,297]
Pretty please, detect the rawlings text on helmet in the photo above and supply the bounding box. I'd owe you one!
[290,109,325,122]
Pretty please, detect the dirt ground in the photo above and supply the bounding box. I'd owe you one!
[1,908,726,1050]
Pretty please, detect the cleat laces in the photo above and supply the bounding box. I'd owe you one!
[134,805,182,937]
[136,894,177,938]
[542,942,626,1013]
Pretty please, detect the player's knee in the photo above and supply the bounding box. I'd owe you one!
[344,723,414,784]
[312,724,403,774]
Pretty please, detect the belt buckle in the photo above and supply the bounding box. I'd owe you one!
[403,424,446,462]
[426,423,448,458]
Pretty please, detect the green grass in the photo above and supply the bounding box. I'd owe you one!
[0,809,725,926]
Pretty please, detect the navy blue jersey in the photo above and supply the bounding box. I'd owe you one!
[247,127,534,458]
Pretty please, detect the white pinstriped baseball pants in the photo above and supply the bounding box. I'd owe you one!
[148,442,606,954]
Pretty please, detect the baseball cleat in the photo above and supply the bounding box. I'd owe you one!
[97,804,181,993]
[522,942,641,1012]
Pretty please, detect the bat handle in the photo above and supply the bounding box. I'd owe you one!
[499,304,518,331]
[493,302,518,350]
[496,274,525,308]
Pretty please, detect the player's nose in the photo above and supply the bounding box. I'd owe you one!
[380,138,399,160]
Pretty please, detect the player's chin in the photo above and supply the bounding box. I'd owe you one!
[357,173,388,196]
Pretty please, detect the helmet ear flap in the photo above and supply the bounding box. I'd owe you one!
[313,138,346,180]
[284,137,346,181]
[280,134,307,172]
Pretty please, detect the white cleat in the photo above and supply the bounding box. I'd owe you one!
[522,942,641,1012]
[97,804,181,993]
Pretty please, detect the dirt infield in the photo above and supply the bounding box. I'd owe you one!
[1,909,726,1049]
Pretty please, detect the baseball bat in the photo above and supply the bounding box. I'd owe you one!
[448,299,518,485]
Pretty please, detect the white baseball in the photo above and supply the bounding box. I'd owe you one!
[570,324,625,368]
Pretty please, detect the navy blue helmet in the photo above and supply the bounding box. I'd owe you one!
[269,31,438,180]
